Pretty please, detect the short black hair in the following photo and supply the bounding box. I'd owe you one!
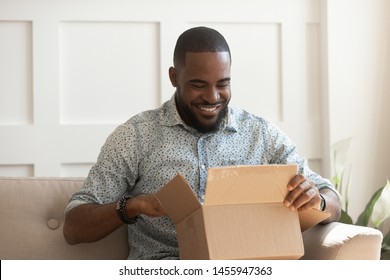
[173,26,231,68]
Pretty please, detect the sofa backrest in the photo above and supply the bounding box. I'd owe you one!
[0,177,129,260]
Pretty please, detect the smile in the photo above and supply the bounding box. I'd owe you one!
[196,104,222,113]
[198,106,219,112]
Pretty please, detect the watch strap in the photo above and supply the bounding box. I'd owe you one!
[319,193,326,211]
[116,195,139,224]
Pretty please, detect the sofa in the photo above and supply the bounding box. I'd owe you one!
[0,176,384,260]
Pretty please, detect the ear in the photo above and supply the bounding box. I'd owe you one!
[169,67,177,87]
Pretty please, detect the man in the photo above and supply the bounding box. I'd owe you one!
[63,26,341,259]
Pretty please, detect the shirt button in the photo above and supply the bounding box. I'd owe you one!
[201,164,205,170]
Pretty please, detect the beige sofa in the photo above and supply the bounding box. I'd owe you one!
[0,177,383,260]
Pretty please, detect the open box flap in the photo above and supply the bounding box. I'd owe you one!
[204,164,298,206]
[155,174,201,224]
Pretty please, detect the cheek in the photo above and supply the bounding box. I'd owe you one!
[220,88,231,100]
[180,87,202,102]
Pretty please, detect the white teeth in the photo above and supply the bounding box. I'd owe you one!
[198,106,218,112]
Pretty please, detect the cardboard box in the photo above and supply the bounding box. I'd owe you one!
[156,164,329,260]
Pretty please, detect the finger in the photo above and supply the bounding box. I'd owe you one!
[291,187,319,211]
[284,179,312,209]
[151,195,167,216]
[287,174,306,191]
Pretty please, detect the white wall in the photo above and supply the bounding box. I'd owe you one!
[326,0,390,220]
[0,0,325,176]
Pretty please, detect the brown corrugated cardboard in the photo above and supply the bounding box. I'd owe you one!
[156,164,330,260]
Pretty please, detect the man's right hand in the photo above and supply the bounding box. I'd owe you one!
[63,193,167,245]
[126,194,167,218]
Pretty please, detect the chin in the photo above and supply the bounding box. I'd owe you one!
[195,114,225,133]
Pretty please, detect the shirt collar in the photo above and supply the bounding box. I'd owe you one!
[159,95,187,128]
[160,94,238,133]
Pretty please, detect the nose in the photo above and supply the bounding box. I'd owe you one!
[203,86,220,104]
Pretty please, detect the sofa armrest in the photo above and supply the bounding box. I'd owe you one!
[301,222,383,260]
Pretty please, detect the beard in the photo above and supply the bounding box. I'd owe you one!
[175,92,229,134]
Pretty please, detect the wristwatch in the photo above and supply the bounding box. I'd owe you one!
[116,195,139,224]
[319,194,326,211]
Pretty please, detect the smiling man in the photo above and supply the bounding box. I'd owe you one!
[63,26,341,260]
[171,52,231,133]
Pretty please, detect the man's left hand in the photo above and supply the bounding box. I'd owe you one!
[284,174,322,211]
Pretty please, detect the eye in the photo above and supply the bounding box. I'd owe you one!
[217,81,230,88]
[189,83,205,89]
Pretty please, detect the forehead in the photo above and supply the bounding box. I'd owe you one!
[181,52,231,76]
[185,51,230,65]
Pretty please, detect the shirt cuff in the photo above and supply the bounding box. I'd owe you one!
[64,199,89,216]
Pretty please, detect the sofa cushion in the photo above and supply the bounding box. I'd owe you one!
[0,177,129,260]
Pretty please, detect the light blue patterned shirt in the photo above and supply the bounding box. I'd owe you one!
[66,95,336,259]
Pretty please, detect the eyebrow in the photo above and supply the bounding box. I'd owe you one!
[188,79,207,84]
[188,77,231,84]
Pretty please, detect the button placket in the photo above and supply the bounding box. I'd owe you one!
[197,136,208,204]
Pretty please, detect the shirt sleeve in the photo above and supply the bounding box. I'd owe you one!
[265,121,341,201]
[66,122,140,208]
